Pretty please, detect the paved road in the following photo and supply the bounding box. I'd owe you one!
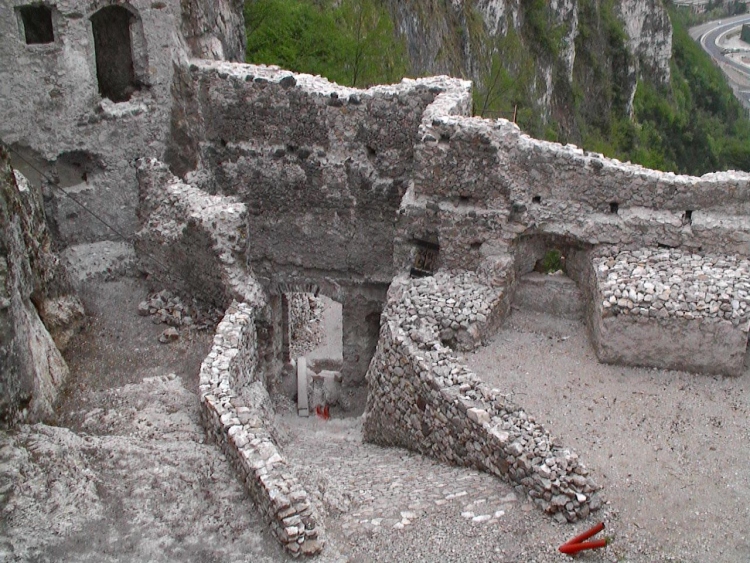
[691,15,750,107]
[693,14,750,75]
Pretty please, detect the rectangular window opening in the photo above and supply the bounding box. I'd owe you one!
[410,239,440,278]
[20,5,54,44]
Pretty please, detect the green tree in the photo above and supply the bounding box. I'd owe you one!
[244,0,406,88]
[336,0,406,87]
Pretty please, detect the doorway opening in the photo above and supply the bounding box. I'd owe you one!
[280,292,348,418]
[90,5,138,102]
[511,233,593,320]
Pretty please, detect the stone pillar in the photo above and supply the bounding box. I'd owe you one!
[341,283,388,386]
[297,356,309,417]
[256,295,283,391]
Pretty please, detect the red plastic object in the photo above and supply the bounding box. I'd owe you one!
[559,522,609,555]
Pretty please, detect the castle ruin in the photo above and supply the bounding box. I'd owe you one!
[2,0,750,557]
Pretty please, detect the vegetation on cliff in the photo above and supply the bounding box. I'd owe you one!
[592,6,750,175]
[243,0,750,175]
[244,0,406,87]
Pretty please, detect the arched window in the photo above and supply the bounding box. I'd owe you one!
[90,6,138,102]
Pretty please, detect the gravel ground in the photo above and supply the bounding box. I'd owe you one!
[5,274,750,562]
[467,309,750,563]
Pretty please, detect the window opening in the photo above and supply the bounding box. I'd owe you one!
[20,5,54,44]
[410,239,440,278]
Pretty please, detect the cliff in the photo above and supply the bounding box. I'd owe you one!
[385,0,672,137]
[180,0,247,61]
[0,146,83,425]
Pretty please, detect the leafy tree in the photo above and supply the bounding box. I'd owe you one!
[336,0,406,86]
[473,28,535,122]
[244,0,406,87]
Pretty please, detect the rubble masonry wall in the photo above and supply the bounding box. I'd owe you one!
[364,272,603,523]
[135,158,266,310]
[591,248,750,376]
[200,301,324,557]
[398,113,750,280]
[169,60,468,290]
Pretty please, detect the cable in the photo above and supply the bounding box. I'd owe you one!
[8,146,134,243]
[4,143,184,290]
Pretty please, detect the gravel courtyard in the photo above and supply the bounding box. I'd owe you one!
[2,277,750,562]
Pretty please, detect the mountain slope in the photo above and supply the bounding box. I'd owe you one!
[243,0,750,175]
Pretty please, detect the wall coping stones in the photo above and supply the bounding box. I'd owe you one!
[595,247,750,329]
[189,58,471,105]
[364,271,603,523]
[199,301,324,556]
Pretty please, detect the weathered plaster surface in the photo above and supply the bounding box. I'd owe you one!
[200,302,324,557]
[0,0,245,245]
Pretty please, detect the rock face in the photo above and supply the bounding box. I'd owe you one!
[0,146,82,425]
[180,0,247,62]
[618,0,673,86]
[0,374,288,562]
[385,0,671,123]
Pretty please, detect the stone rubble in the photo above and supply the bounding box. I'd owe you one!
[595,248,750,329]
[199,301,324,557]
[365,271,602,523]
[137,288,224,343]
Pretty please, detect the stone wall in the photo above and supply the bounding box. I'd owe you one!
[364,272,602,523]
[162,61,475,385]
[400,118,750,271]
[135,158,266,311]
[591,247,750,376]
[153,58,750,384]
[199,301,323,556]
[0,0,246,246]
[0,145,82,425]
[288,293,319,342]
[167,60,465,290]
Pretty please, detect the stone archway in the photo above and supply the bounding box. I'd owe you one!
[265,279,387,390]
